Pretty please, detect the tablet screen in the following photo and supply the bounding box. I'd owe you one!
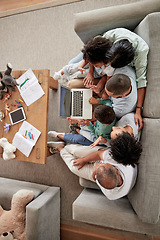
[9,108,26,125]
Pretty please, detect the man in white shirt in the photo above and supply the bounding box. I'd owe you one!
[58,146,138,200]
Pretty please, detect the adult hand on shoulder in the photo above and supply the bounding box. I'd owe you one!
[101,91,109,100]
[134,111,143,131]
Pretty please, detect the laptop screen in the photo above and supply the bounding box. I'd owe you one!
[60,86,71,117]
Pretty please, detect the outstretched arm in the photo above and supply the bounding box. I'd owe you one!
[73,150,105,170]
[134,87,145,131]
[90,136,107,148]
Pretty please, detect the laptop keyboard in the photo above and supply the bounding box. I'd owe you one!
[72,91,83,116]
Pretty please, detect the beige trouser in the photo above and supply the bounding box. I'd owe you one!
[60,144,107,182]
[68,78,100,89]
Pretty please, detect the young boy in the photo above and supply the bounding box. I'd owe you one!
[104,65,137,119]
[48,99,116,151]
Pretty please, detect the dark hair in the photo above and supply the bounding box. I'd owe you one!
[94,105,115,124]
[81,37,112,64]
[106,73,131,95]
[109,132,142,167]
[105,39,135,68]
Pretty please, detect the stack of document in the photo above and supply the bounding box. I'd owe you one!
[12,121,41,157]
[16,68,45,106]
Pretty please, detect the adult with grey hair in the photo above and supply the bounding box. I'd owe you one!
[48,112,142,200]
[55,145,138,200]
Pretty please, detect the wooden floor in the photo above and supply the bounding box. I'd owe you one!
[0,0,53,12]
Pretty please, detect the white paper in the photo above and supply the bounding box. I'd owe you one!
[12,121,41,157]
[12,133,33,157]
[16,68,45,106]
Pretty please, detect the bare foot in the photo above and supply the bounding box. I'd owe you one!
[57,145,64,152]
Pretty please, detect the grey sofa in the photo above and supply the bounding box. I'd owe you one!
[72,0,160,236]
[0,177,60,240]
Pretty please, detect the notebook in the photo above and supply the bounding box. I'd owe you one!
[16,68,45,106]
[59,85,92,119]
[12,121,41,157]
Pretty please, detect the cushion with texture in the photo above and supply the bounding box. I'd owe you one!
[134,13,160,118]
[128,118,160,224]
[74,0,160,43]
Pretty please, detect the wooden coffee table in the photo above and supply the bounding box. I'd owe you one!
[0,69,58,164]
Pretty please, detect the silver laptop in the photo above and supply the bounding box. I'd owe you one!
[59,85,92,119]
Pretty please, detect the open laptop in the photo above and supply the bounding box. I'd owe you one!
[59,85,92,119]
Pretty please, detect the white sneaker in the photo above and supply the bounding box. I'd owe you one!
[47,141,65,149]
[53,70,63,80]
[48,131,64,139]
[53,70,68,85]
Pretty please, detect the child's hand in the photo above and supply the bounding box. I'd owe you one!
[89,85,101,94]
[67,117,78,125]
[78,67,86,75]
[73,158,86,170]
[78,119,90,126]
[89,97,99,105]
[90,136,107,148]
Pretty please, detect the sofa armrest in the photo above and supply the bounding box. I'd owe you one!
[74,0,160,43]
[26,187,60,240]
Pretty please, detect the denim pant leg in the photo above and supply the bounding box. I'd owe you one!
[63,133,93,146]
[68,52,83,64]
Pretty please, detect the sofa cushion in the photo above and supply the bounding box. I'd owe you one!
[74,0,160,43]
[79,177,99,190]
[0,177,48,210]
[73,188,160,235]
[128,118,160,224]
[134,12,160,118]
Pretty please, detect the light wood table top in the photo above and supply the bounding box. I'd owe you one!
[0,69,57,164]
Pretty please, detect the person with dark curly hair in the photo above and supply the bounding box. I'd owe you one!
[65,28,148,130]
[103,28,149,131]
[110,132,142,168]
[53,37,114,92]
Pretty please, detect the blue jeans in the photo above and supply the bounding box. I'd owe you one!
[63,133,93,146]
